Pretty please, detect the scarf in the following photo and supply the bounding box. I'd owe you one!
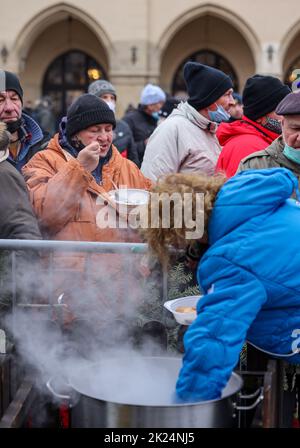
[58,117,112,183]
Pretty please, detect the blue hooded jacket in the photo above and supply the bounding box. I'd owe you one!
[8,113,47,172]
[176,168,300,402]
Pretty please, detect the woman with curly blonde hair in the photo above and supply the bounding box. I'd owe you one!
[143,167,300,402]
[143,172,226,267]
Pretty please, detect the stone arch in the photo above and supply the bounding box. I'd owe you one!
[281,19,300,84]
[12,2,112,70]
[10,3,111,104]
[159,4,259,93]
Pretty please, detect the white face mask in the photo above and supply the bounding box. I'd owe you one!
[105,101,116,113]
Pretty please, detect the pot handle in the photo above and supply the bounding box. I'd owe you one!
[234,387,264,411]
[46,378,72,402]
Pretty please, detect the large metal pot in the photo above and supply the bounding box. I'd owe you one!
[47,356,263,428]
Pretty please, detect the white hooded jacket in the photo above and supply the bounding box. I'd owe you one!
[141,101,221,181]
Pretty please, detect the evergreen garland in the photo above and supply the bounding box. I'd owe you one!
[136,259,200,351]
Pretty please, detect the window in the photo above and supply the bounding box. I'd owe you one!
[172,50,239,96]
[43,50,107,124]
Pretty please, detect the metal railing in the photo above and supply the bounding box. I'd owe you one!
[0,239,169,317]
[0,239,170,426]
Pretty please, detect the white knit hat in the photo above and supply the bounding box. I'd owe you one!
[140,84,166,105]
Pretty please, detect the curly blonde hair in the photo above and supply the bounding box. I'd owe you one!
[141,172,226,266]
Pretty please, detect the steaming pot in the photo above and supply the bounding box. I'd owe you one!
[46,356,263,428]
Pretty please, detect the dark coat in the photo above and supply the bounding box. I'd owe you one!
[113,119,139,166]
[123,106,158,167]
[0,160,41,239]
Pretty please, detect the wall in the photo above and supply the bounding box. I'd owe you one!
[0,0,299,114]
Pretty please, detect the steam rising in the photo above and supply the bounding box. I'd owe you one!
[0,250,178,414]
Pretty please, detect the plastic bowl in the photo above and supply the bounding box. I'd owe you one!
[163,295,201,325]
[108,189,150,206]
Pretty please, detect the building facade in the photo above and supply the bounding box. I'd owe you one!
[1,0,300,119]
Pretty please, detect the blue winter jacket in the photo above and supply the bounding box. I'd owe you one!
[176,168,300,402]
[8,113,47,172]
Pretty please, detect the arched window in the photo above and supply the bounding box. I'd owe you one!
[43,50,107,122]
[172,50,239,96]
[284,56,300,88]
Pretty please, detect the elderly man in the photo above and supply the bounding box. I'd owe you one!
[238,92,300,182]
[216,75,290,177]
[0,70,49,172]
[88,79,139,166]
[123,83,166,167]
[141,62,235,181]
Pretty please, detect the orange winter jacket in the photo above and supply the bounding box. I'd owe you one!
[22,135,152,320]
[22,134,152,244]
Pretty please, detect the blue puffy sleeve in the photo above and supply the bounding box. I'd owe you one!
[176,256,267,402]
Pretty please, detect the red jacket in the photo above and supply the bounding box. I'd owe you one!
[216,116,279,177]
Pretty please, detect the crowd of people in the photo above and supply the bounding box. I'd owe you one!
[1,61,300,422]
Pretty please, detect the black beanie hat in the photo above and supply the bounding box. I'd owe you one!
[66,94,116,138]
[184,62,233,110]
[0,70,23,103]
[243,75,291,121]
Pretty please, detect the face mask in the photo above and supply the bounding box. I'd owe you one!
[208,104,230,123]
[6,118,22,134]
[263,117,282,135]
[71,136,85,152]
[105,101,116,113]
[283,143,300,165]
[151,111,160,121]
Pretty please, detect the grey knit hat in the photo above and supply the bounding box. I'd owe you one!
[88,80,117,99]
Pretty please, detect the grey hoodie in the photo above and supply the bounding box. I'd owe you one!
[141,101,221,181]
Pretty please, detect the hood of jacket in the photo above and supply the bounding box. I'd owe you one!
[208,167,300,245]
[57,117,112,183]
[217,115,279,146]
[170,101,218,134]
[22,112,44,146]
[47,132,117,168]
[7,112,45,167]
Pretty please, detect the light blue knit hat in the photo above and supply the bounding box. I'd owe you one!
[140,84,166,105]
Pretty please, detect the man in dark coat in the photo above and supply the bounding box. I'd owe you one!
[0,70,49,172]
[123,84,166,167]
[88,79,140,166]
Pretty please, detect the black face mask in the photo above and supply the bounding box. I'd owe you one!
[263,117,282,135]
[71,136,85,152]
[6,118,22,134]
